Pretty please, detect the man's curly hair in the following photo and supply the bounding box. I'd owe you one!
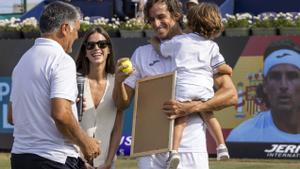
[144,0,184,28]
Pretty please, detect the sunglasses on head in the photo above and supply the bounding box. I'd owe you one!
[85,40,109,50]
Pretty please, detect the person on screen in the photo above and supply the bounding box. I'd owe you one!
[227,39,300,143]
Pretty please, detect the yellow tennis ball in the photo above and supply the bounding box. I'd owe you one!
[121,59,133,73]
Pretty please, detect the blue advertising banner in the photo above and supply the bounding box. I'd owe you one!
[117,101,134,156]
[0,77,13,133]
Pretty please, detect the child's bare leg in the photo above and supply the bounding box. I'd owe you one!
[200,111,225,145]
[199,111,229,160]
[173,116,187,151]
[167,116,187,169]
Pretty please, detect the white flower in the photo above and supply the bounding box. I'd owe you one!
[224,13,252,28]
[0,18,21,31]
[80,20,90,25]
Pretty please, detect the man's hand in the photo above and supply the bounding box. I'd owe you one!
[162,100,200,119]
[116,58,134,78]
[114,58,134,102]
[80,138,101,162]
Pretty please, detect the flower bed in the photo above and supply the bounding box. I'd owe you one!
[1,12,300,39]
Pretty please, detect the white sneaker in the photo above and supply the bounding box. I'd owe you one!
[166,152,180,169]
[216,144,230,161]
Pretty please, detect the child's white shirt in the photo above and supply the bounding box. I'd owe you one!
[160,33,225,101]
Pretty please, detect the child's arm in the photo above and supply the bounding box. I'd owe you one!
[149,36,162,56]
[149,36,177,58]
[216,64,232,76]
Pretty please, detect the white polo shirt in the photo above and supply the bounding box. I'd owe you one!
[10,38,79,164]
[125,44,207,153]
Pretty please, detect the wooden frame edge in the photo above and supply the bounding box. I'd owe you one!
[130,71,176,157]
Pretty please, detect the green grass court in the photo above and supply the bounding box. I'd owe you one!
[1,153,300,169]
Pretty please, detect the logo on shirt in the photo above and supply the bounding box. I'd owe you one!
[149,60,160,66]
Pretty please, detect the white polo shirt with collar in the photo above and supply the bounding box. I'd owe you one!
[10,38,79,164]
[125,44,207,153]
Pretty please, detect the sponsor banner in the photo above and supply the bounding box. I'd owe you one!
[117,101,134,156]
[117,135,132,156]
[0,77,13,133]
[228,142,300,159]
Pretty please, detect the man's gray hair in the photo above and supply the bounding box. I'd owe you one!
[39,1,81,34]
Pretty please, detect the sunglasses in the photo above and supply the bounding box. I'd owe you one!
[85,40,110,50]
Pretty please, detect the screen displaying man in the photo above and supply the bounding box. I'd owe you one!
[227,39,300,143]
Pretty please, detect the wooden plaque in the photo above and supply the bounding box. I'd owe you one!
[130,72,176,157]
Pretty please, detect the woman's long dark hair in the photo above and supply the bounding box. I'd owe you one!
[76,26,115,76]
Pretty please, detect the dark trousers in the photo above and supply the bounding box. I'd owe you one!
[11,153,85,169]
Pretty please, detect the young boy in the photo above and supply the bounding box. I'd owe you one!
[150,2,231,169]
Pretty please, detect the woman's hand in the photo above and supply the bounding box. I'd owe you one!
[76,97,87,112]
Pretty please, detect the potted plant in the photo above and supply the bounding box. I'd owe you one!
[252,13,277,36]
[119,17,144,38]
[0,17,22,39]
[20,17,40,39]
[94,16,120,37]
[223,13,252,37]
[106,17,121,37]
[277,12,300,35]
[79,17,92,38]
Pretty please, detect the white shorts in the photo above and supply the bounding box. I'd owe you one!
[136,152,209,169]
